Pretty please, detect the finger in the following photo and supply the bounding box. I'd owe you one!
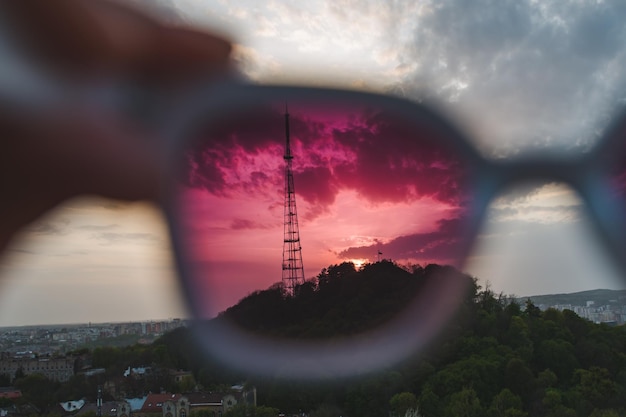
[1,0,129,72]
[3,0,232,78]
[135,25,233,82]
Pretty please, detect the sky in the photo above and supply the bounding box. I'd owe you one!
[1,0,626,326]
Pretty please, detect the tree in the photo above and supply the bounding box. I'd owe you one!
[504,358,535,402]
[389,392,418,417]
[589,409,619,417]
[309,403,344,417]
[14,374,60,412]
[488,389,525,417]
[417,385,441,417]
[445,388,482,417]
[572,367,617,412]
[523,300,541,319]
[534,339,579,381]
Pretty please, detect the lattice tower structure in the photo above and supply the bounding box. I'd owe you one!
[281,107,305,294]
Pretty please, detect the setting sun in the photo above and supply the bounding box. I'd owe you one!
[350,259,368,269]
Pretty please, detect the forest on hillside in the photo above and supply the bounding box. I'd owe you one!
[5,261,626,417]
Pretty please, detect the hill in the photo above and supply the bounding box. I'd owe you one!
[217,261,474,339]
[521,288,626,309]
[199,263,626,417]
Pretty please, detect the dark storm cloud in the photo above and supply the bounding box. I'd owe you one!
[387,0,626,153]
[187,105,471,218]
[338,217,467,264]
[329,110,470,205]
[293,165,338,207]
[186,105,322,196]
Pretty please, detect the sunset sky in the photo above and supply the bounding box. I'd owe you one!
[1,0,626,326]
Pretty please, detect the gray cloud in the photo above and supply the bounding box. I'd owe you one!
[76,224,119,231]
[7,248,37,256]
[386,0,626,154]
[29,219,70,236]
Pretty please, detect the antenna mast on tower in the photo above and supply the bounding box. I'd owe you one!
[282,105,305,294]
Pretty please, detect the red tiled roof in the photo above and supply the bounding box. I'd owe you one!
[140,393,182,412]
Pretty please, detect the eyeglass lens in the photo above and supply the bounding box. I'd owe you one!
[173,97,478,341]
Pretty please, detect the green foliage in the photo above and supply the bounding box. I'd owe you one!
[309,403,344,417]
[14,373,61,412]
[444,387,482,417]
[220,261,474,339]
[589,409,620,417]
[389,392,418,417]
[488,389,525,417]
[0,397,14,407]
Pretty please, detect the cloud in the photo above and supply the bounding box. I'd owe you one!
[92,232,160,245]
[338,217,468,265]
[7,248,37,256]
[486,182,585,224]
[76,224,119,231]
[385,0,626,153]
[185,104,472,221]
[29,220,70,236]
[231,44,282,81]
[230,218,274,230]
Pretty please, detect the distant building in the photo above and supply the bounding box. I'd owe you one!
[0,354,75,382]
[134,393,185,417]
[59,399,85,414]
[130,387,256,417]
[52,399,125,417]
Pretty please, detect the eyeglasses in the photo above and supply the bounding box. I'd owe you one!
[161,82,626,378]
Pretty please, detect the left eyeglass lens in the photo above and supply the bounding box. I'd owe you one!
[172,97,477,340]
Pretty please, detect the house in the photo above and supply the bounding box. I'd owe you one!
[77,401,130,416]
[134,393,185,417]
[129,387,256,417]
[0,387,21,400]
[0,355,75,382]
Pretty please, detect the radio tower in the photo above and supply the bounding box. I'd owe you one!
[282,105,305,294]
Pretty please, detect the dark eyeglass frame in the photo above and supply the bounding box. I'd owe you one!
[161,82,626,378]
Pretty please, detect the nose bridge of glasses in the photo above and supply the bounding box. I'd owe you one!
[490,157,586,193]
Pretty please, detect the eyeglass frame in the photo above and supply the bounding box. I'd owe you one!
[160,81,626,378]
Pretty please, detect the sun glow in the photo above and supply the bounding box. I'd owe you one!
[350,258,368,269]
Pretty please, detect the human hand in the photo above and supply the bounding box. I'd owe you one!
[0,0,232,252]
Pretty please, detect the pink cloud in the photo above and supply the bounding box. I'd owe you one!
[185,102,471,212]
